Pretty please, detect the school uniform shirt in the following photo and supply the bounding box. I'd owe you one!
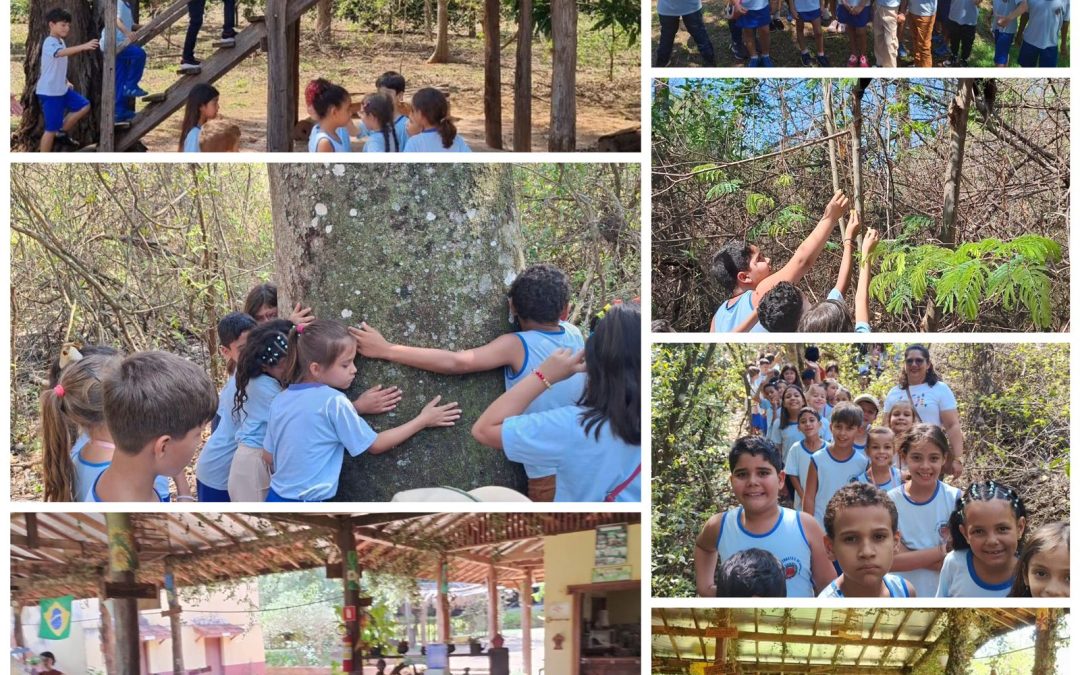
[234,374,284,449]
[502,406,640,502]
[908,0,939,15]
[504,322,587,479]
[740,0,770,9]
[183,127,201,153]
[403,128,472,152]
[363,129,399,152]
[308,125,352,152]
[948,0,980,24]
[883,381,958,427]
[1023,0,1070,48]
[768,421,804,460]
[657,0,703,14]
[101,0,134,47]
[992,0,1024,32]
[810,445,869,525]
[195,375,241,491]
[936,549,1014,597]
[72,433,170,502]
[793,0,824,12]
[36,36,70,96]
[857,465,904,492]
[716,507,816,597]
[887,481,962,598]
[393,114,410,149]
[265,383,377,501]
[819,573,911,598]
[784,439,821,512]
[712,292,767,333]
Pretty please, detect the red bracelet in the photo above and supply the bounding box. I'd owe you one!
[534,369,553,389]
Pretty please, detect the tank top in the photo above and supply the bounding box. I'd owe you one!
[711,291,766,332]
[857,465,904,492]
[819,573,910,598]
[308,124,351,152]
[716,506,816,597]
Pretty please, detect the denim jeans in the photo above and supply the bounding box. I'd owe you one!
[656,10,715,66]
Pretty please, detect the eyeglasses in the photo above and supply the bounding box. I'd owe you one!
[906,358,926,365]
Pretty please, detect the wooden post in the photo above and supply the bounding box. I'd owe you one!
[436,555,450,643]
[105,513,139,675]
[12,601,25,647]
[164,557,184,674]
[99,0,117,151]
[420,597,429,646]
[287,15,300,145]
[521,570,532,675]
[513,0,532,151]
[336,518,363,674]
[266,0,291,151]
[483,0,502,149]
[487,564,499,640]
[99,591,116,675]
[1033,608,1060,674]
[548,0,577,151]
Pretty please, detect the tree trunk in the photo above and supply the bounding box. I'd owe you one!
[1032,608,1060,675]
[483,0,502,149]
[822,80,846,233]
[316,0,333,43]
[15,0,102,150]
[269,164,528,500]
[548,0,576,151]
[424,0,433,41]
[428,0,450,63]
[514,0,532,152]
[944,609,974,675]
[850,81,867,222]
[941,79,974,246]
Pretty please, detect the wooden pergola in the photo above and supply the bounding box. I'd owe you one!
[11,511,639,674]
[651,608,1054,674]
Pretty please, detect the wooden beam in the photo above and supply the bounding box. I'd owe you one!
[265,0,290,151]
[522,569,532,675]
[487,563,499,640]
[164,558,184,674]
[99,0,118,152]
[106,514,139,675]
[436,555,450,643]
[548,0,577,151]
[513,0,532,151]
[653,658,904,674]
[659,608,684,665]
[651,625,932,649]
[336,517,362,674]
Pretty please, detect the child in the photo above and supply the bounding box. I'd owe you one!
[695,436,835,597]
[375,71,412,149]
[1009,0,1070,66]
[945,0,980,65]
[887,399,915,469]
[472,304,640,502]
[36,8,98,152]
[835,386,853,403]
[309,81,353,153]
[194,312,256,502]
[992,0,1024,65]
[100,0,146,123]
[806,383,833,443]
[1009,521,1069,597]
[404,88,471,152]
[803,403,870,527]
[824,378,840,410]
[199,119,241,152]
[873,0,905,66]
[92,352,218,501]
[710,191,849,332]
[265,321,460,502]
[859,427,902,490]
[838,0,873,66]
[784,406,826,512]
[717,548,787,597]
[353,265,584,501]
[767,385,807,455]
[937,481,1026,597]
[360,93,401,153]
[852,393,880,449]
[905,0,939,67]
[819,483,916,597]
[799,227,880,332]
[886,423,961,597]
[243,282,314,326]
[655,0,717,67]
[734,0,775,67]
[789,0,830,65]
[179,83,219,152]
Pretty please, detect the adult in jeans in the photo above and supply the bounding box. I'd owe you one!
[902,0,938,66]
[181,0,238,72]
[655,0,717,67]
[874,0,904,65]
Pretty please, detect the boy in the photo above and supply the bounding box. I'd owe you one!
[199,119,242,151]
[789,0,830,65]
[711,191,850,332]
[874,0,905,66]
[945,0,980,65]
[798,217,879,332]
[902,0,939,67]
[820,483,916,597]
[717,548,787,597]
[36,8,98,152]
[734,0,776,66]
[351,264,584,502]
[92,351,218,501]
[696,436,835,597]
[37,651,63,675]
[784,406,825,512]
[655,0,717,67]
[858,426,903,490]
[802,402,869,526]
[991,0,1024,66]
[852,393,880,449]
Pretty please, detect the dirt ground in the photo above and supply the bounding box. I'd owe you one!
[10,14,640,152]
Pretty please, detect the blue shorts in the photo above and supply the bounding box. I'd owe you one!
[196,480,231,502]
[751,412,767,433]
[797,9,822,22]
[735,6,771,29]
[1018,40,1059,67]
[266,487,311,502]
[37,88,89,132]
[993,29,1015,65]
[837,5,871,27]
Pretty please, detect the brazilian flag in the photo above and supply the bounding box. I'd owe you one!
[39,595,73,640]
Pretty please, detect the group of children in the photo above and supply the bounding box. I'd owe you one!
[710,191,879,333]
[695,357,1069,598]
[656,0,1069,68]
[40,265,642,504]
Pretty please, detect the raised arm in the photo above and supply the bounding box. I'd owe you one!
[855,228,880,328]
[834,211,862,298]
[351,323,523,375]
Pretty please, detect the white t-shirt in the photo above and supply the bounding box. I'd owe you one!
[37,36,69,96]
[784,439,821,512]
[936,549,1014,597]
[883,381,958,426]
[888,481,962,598]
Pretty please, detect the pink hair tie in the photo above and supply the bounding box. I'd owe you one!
[296,323,305,334]
[53,385,66,398]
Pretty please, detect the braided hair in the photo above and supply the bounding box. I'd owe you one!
[948,480,1027,551]
[233,319,294,416]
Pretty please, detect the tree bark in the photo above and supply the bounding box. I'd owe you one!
[15,0,102,150]
[941,79,974,246]
[513,0,532,152]
[822,80,846,232]
[483,0,502,149]
[548,0,577,151]
[944,609,974,675]
[316,0,332,42]
[428,0,450,63]
[269,164,528,500]
[1032,608,1060,675]
[424,0,433,41]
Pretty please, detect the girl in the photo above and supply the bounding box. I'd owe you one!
[886,424,961,598]
[806,382,833,443]
[779,363,798,385]
[786,406,825,512]
[309,81,353,153]
[859,427,902,491]
[835,386,853,403]
[40,354,178,502]
[1009,521,1069,597]
[1007,0,1070,67]
[179,83,219,153]
[404,88,471,153]
[243,282,314,326]
[887,399,916,471]
[360,93,400,153]
[375,70,412,149]
[768,385,807,454]
[264,321,460,502]
[838,0,872,66]
[937,481,1026,597]
[472,304,641,502]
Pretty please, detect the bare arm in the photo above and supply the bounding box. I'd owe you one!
[834,212,861,298]
[789,474,804,501]
[351,323,522,375]
[731,309,759,333]
[802,462,819,517]
[891,542,946,572]
[368,395,461,453]
[939,408,964,476]
[694,514,723,597]
[1003,1,1029,23]
[800,514,838,592]
[172,471,192,498]
[56,40,99,57]
[855,228,879,327]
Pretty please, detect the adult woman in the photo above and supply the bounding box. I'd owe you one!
[883,345,964,476]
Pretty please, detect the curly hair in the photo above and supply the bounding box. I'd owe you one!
[508,264,570,324]
[758,282,803,332]
[727,435,783,473]
[824,482,899,538]
[717,548,786,597]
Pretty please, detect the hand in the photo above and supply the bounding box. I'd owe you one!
[418,395,462,428]
[844,209,861,240]
[897,13,905,24]
[353,384,403,414]
[731,0,748,17]
[349,322,391,358]
[85,39,100,51]
[289,302,315,328]
[536,348,586,384]
[997,17,1008,28]
[261,450,274,469]
[822,190,850,223]
[861,228,880,257]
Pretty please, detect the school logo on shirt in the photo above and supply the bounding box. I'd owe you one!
[781,556,802,580]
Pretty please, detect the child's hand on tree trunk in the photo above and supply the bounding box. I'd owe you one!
[349,322,391,358]
[354,384,403,415]
[289,302,315,328]
[823,191,851,223]
[418,395,462,428]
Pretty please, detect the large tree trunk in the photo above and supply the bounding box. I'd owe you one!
[14,0,102,150]
[1032,608,1060,675]
[269,164,528,500]
[428,0,450,63]
[940,79,974,246]
[548,0,576,151]
[316,0,333,42]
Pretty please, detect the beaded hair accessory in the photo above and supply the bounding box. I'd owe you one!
[958,480,1023,521]
[258,334,290,366]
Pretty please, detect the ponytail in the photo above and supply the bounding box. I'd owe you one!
[282,326,305,386]
[437,118,457,149]
[40,387,76,502]
[411,87,456,149]
[362,93,399,153]
[280,319,352,386]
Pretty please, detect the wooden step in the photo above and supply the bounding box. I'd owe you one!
[114,121,132,130]
[213,38,237,48]
[142,92,166,104]
[246,14,265,23]
[176,66,202,76]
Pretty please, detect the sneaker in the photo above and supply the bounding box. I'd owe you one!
[898,44,910,60]
[848,53,858,67]
[801,51,812,66]
[933,42,950,57]
[216,37,236,47]
[941,56,955,66]
[770,18,784,31]
[179,60,201,72]
[760,55,774,67]
[54,133,81,150]
[859,55,870,68]
[748,55,761,67]
[123,85,149,98]
[732,42,750,60]
[817,53,830,66]
[958,58,969,67]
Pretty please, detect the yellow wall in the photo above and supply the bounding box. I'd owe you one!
[542,524,641,675]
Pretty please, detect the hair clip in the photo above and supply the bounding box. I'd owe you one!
[53,385,65,398]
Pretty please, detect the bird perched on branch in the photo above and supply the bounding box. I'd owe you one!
[58,343,84,369]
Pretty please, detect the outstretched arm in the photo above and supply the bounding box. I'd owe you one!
[834,211,861,298]
[369,395,461,453]
[351,323,523,375]
[855,228,879,328]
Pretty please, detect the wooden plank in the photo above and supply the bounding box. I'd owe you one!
[513,0,532,151]
[130,0,189,47]
[651,626,931,649]
[98,0,118,152]
[164,558,184,674]
[104,581,158,600]
[106,514,139,673]
[522,569,532,675]
[265,0,291,151]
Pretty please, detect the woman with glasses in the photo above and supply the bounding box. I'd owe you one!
[882,345,965,477]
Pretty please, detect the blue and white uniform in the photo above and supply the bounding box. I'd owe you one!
[308,124,352,152]
[888,481,962,598]
[716,506,816,597]
[768,421,803,460]
[183,126,201,152]
[819,573,911,598]
[809,445,870,526]
[936,549,1015,597]
[403,128,471,152]
[712,292,767,333]
[857,465,904,492]
[784,438,822,512]
[195,374,240,501]
[73,433,170,502]
[363,128,400,152]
